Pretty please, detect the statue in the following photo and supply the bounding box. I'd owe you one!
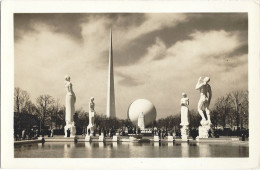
[195,76,212,124]
[64,75,76,137]
[87,97,95,136]
[180,93,189,126]
[138,112,145,130]
[195,76,212,138]
[180,93,189,141]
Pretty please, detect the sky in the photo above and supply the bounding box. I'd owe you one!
[14,13,248,119]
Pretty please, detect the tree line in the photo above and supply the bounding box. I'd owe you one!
[14,87,248,135]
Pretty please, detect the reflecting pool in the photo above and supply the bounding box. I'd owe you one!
[14,142,249,158]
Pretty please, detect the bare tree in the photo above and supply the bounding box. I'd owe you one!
[214,94,232,129]
[36,95,55,130]
[230,90,248,128]
[14,87,30,113]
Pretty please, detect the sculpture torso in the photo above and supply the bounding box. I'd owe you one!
[200,84,210,98]
[65,81,74,95]
[181,97,189,107]
[89,102,95,112]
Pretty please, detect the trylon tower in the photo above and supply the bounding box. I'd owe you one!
[106,29,116,118]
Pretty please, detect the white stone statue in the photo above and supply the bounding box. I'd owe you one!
[138,112,145,130]
[180,93,189,126]
[195,76,212,138]
[87,97,95,136]
[180,93,189,141]
[64,75,76,137]
[195,76,212,125]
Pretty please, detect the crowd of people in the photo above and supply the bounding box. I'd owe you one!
[14,128,54,141]
[80,126,182,139]
[14,126,248,140]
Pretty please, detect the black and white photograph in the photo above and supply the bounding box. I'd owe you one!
[1,1,260,169]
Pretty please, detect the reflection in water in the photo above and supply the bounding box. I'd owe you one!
[14,141,249,158]
[198,143,210,157]
[99,142,104,148]
[181,143,189,157]
[85,142,91,149]
[64,143,74,158]
[113,142,118,148]
[153,142,159,147]
[168,142,173,147]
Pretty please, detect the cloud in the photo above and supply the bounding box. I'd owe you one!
[115,29,247,118]
[14,13,248,119]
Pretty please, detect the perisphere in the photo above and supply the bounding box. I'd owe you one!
[127,99,157,127]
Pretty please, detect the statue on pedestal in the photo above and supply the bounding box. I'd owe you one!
[138,112,145,130]
[180,93,189,141]
[195,76,212,138]
[87,97,95,136]
[64,75,76,137]
[180,93,189,126]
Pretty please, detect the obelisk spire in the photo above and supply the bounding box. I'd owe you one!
[106,28,116,118]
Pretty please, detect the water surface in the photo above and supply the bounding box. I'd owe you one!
[14,142,249,158]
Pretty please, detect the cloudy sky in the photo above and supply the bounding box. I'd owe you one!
[14,13,248,119]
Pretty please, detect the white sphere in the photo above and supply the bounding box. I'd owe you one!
[127,99,157,126]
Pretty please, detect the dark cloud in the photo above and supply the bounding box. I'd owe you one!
[14,13,146,42]
[229,44,248,58]
[14,13,88,41]
[15,13,248,68]
[113,13,248,66]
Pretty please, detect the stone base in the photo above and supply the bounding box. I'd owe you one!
[181,135,188,141]
[112,136,118,142]
[99,135,104,142]
[64,123,76,138]
[154,135,160,142]
[87,124,94,136]
[181,125,189,141]
[85,135,91,142]
[167,136,174,142]
[198,121,211,138]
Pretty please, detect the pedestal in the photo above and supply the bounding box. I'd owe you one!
[99,135,104,142]
[167,136,174,142]
[64,122,76,138]
[181,125,189,141]
[87,124,94,136]
[112,136,118,142]
[154,135,160,142]
[198,120,210,138]
[85,135,91,142]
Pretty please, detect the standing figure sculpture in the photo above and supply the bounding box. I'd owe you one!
[195,76,212,138]
[180,93,189,126]
[195,76,212,124]
[180,93,189,141]
[138,112,145,130]
[87,97,95,136]
[64,75,76,137]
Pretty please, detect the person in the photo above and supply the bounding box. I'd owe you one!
[195,76,212,124]
[51,128,54,137]
[67,128,71,137]
[48,129,51,137]
[88,128,90,136]
[208,129,212,138]
[22,129,26,140]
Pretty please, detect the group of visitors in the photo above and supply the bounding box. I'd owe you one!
[14,129,39,141]
[14,128,55,140]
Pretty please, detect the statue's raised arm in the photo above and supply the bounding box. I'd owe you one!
[195,77,205,90]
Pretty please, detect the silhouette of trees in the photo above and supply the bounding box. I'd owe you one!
[13,87,249,136]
